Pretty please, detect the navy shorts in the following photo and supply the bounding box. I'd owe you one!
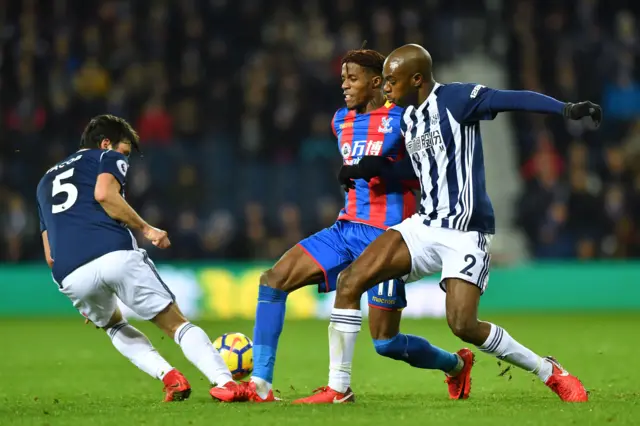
[298,220,406,310]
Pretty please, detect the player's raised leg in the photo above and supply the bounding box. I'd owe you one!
[444,277,588,402]
[249,244,329,401]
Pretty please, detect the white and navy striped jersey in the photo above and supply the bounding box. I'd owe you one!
[401,82,496,234]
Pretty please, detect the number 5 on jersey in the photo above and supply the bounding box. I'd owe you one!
[52,168,78,214]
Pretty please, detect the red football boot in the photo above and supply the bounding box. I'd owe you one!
[544,356,588,402]
[292,386,355,404]
[445,348,475,400]
[244,381,279,403]
[209,381,250,402]
[162,369,191,402]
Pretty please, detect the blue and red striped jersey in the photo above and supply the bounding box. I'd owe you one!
[332,101,417,229]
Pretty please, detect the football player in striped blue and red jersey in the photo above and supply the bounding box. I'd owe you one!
[238,49,469,405]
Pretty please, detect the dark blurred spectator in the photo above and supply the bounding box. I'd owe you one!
[300,113,335,162]
[137,96,173,145]
[2,193,28,261]
[73,57,110,100]
[243,202,269,260]
[566,168,604,255]
[201,209,243,258]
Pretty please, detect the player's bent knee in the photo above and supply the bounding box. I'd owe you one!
[102,308,124,330]
[151,302,188,339]
[335,267,360,302]
[260,268,292,292]
[260,269,281,288]
[373,335,404,361]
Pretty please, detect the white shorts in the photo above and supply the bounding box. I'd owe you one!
[390,214,493,294]
[59,249,175,327]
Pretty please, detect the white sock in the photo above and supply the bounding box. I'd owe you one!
[107,321,172,380]
[251,376,271,400]
[174,322,233,386]
[478,323,553,382]
[447,353,465,377]
[328,308,362,393]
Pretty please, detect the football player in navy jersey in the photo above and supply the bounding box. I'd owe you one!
[329,44,599,402]
[36,115,248,403]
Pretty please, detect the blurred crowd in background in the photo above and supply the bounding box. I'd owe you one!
[506,1,640,258]
[0,0,639,262]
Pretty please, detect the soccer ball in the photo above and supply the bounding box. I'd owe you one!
[213,332,253,381]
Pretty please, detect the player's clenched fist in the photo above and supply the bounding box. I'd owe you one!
[143,225,171,249]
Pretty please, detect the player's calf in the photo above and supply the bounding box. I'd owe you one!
[151,303,236,391]
[444,279,489,346]
[446,313,488,346]
[445,278,587,401]
[373,333,461,373]
[101,309,185,401]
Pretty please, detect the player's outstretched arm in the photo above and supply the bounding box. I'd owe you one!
[94,173,170,249]
[452,83,602,128]
[488,90,602,126]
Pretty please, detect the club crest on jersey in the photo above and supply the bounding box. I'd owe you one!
[117,159,129,176]
[430,112,440,126]
[378,116,393,134]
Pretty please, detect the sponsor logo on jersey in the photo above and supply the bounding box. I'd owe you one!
[341,143,351,158]
[341,140,384,159]
[470,84,485,99]
[406,129,445,156]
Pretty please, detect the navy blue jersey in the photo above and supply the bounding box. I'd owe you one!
[401,82,496,234]
[36,149,136,283]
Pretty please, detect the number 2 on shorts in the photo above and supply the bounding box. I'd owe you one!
[460,254,476,276]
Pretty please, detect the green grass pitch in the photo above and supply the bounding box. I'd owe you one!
[1,313,639,425]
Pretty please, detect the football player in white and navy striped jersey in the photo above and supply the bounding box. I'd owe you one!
[327,44,601,403]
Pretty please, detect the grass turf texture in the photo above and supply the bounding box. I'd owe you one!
[1,313,638,426]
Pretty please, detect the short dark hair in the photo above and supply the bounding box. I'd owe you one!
[79,114,140,152]
[341,49,386,75]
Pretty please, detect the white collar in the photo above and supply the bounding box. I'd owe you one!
[416,82,442,114]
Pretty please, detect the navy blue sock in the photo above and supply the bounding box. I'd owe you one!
[252,285,288,383]
[373,333,458,373]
